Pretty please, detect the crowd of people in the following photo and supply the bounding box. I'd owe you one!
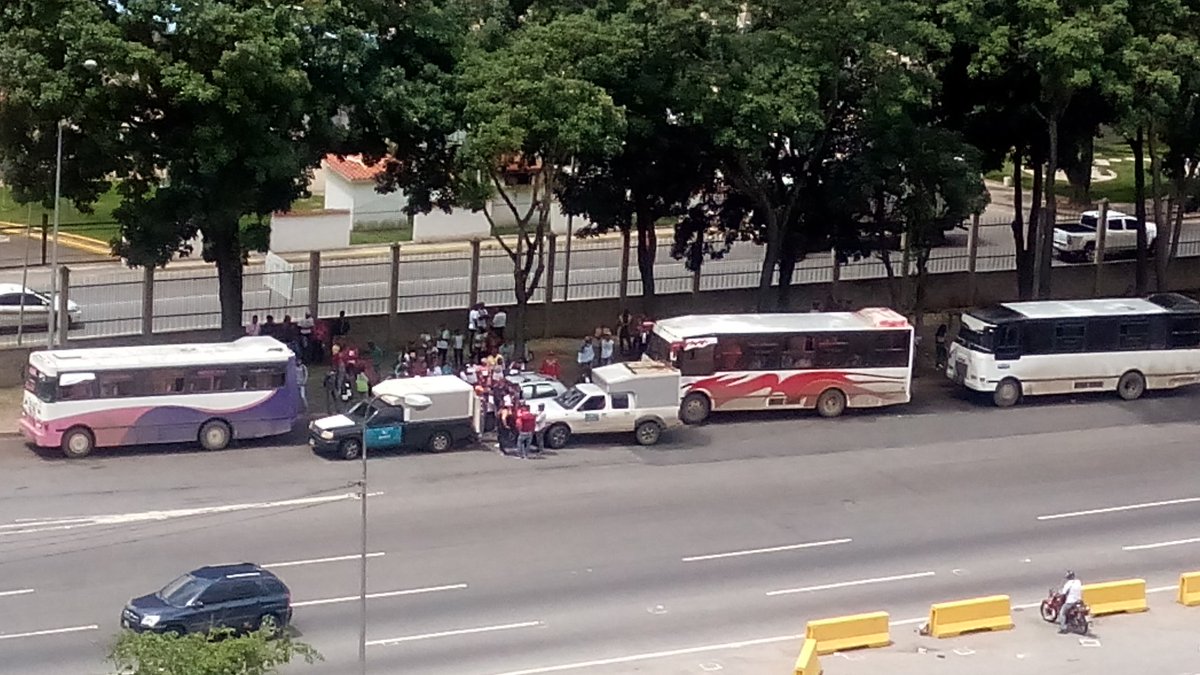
[575,309,654,382]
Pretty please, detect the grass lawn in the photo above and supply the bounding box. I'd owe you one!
[986,136,1144,205]
[350,223,414,245]
[0,185,124,241]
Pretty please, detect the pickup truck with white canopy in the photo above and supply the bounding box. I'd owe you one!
[540,362,682,448]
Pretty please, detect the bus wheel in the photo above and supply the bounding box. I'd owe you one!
[61,427,95,459]
[680,393,711,425]
[1117,370,1146,401]
[993,378,1022,407]
[199,420,232,451]
[816,388,847,418]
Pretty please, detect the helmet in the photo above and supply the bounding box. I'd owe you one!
[1065,570,1076,580]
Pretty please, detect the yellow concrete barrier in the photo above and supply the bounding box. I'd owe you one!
[1178,572,1200,606]
[804,611,890,654]
[928,595,1013,638]
[793,637,823,675]
[1082,578,1147,616]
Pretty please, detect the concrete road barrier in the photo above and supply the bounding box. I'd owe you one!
[1177,572,1200,607]
[804,611,890,654]
[1083,578,1148,616]
[793,637,823,675]
[928,595,1013,638]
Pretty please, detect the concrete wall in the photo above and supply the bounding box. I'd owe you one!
[323,176,408,230]
[269,211,352,253]
[412,209,489,243]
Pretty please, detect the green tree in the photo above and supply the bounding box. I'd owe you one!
[109,628,320,675]
[0,0,353,337]
[964,0,1130,298]
[1109,0,1195,291]
[555,1,717,312]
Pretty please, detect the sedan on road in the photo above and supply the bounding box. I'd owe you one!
[507,372,568,401]
[121,563,292,636]
[0,282,82,330]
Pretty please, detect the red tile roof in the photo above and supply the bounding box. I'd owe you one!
[324,154,386,183]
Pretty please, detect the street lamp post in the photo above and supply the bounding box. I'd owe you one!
[47,58,99,349]
[359,400,374,675]
[46,119,63,349]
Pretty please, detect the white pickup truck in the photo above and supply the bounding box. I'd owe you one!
[1053,209,1157,262]
[539,362,683,448]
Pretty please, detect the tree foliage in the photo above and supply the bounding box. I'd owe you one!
[109,628,320,675]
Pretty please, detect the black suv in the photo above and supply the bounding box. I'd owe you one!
[121,563,292,636]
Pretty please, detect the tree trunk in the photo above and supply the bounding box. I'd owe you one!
[756,212,781,312]
[1036,120,1059,298]
[208,224,245,340]
[1131,128,1149,294]
[1149,124,1167,291]
[618,227,631,306]
[634,200,657,315]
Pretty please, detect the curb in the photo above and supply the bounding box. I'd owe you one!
[0,223,114,257]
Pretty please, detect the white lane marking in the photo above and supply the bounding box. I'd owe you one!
[292,583,467,607]
[369,620,543,647]
[681,538,852,563]
[888,617,926,626]
[1037,496,1200,521]
[489,634,805,675]
[766,571,936,596]
[265,552,385,568]
[0,589,34,598]
[1123,537,1200,552]
[0,492,383,537]
[1149,585,1176,593]
[0,624,98,641]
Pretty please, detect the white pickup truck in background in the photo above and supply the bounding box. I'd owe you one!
[539,362,683,449]
[1053,209,1157,262]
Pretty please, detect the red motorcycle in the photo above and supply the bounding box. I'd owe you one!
[1040,590,1090,635]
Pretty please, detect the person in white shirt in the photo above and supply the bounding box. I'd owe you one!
[492,308,508,340]
[1058,570,1083,632]
[468,306,479,333]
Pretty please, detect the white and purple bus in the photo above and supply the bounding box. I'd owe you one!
[21,336,304,458]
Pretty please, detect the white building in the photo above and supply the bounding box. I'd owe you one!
[322,155,409,230]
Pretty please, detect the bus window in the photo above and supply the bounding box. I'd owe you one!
[98,372,139,398]
[1168,317,1200,348]
[678,344,715,377]
[1053,321,1086,353]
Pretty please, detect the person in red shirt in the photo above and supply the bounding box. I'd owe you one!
[515,405,537,459]
[538,352,561,380]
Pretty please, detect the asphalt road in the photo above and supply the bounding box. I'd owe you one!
[2,219,1200,344]
[2,380,1200,674]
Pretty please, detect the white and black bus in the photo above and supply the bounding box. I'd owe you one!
[948,293,1200,406]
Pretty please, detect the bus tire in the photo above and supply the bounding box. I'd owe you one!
[61,426,95,459]
[993,378,1022,407]
[816,388,847,418]
[427,430,453,453]
[198,419,232,451]
[1117,370,1146,401]
[680,392,711,425]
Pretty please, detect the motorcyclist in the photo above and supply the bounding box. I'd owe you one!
[1058,570,1083,633]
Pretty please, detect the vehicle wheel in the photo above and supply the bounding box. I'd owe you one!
[679,392,711,425]
[61,427,95,459]
[634,420,662,446]
[545,424,571,450]
[1071,613,1089,635]
[993,378,1022,408]
[257,613,282,637]
[816,388,847,418]
[198,419,232,451]
[427,430,453,453]
[1039,601,1058,623]
[339,438,362,460]
[1117,370,1146,401]
[1083,242,1096,263]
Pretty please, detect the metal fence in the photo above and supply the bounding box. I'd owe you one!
[4,216,1200,347]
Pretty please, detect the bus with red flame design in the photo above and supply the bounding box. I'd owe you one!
[645,309,914,423]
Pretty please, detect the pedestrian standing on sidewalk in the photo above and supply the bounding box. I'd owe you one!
[577,337,595,383]
[935,324,948,370]
[516,404,535,459]
[452,329,465,367]
[492,307,507,341]
[599,330,615,366]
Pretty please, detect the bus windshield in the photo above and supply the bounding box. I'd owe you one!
[646,333,674,364]
[956,324,994,353]
[24,367,57,403]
